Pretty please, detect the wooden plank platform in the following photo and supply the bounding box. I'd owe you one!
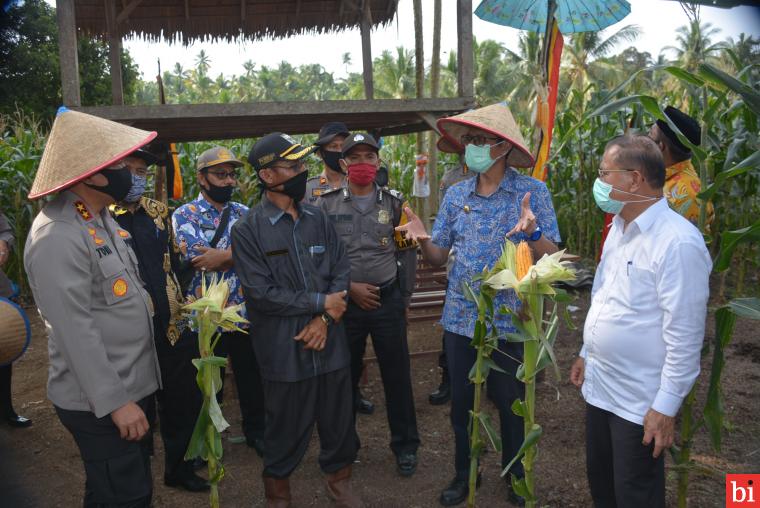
[75,97,474,142]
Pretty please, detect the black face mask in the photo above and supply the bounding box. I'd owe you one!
[321,149,344,174]
[86,166,133,202]
[268,169,308,203]
[375,166,389,188]
[202,180,234,204]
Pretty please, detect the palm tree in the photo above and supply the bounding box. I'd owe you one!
[172,62,189,96]
[721,33,760,73]
[562,24,641,96]
[195,50,211,77]
[472,37,510,105]
[373,47,416,99]
[664,20,725,72]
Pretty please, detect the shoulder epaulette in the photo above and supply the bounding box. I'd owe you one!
[320,187,343,197]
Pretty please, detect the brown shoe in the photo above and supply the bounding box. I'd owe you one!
[326,465,364,508]
[264,476,291,508]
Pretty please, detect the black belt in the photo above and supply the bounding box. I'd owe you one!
[376,278,398,299]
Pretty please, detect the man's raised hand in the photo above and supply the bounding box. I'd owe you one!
[395,207,430,243]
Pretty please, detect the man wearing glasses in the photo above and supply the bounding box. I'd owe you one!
[396,103,560,506]
[232,132,360,506]
[172,147,266,458]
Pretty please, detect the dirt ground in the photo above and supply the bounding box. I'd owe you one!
[1,278,758,508]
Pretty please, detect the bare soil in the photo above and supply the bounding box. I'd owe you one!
[1,278,758,508]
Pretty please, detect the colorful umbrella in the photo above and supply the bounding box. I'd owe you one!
[475,0,631,34]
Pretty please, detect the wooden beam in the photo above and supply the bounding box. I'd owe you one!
[456,0,474,99]
[115,0,144,24]
[295,0,302,16]
[360,0,374,100]
[56,0,81,107]
[417,112,441,135]
[184,0,190,19]
[105,0,124,105]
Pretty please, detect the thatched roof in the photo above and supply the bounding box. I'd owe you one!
[74,0,399,44]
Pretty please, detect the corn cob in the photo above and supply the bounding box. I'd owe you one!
[516,241,533,279]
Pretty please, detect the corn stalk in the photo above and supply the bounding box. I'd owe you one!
[465,241,575,507]
[182,275,247,508]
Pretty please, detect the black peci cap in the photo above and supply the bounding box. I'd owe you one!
[656,106,701,154]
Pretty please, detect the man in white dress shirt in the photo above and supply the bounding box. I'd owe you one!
[570,134,711,507]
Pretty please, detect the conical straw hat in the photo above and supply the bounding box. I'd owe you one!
[436,102,534,168]
[29,107,157,199]
[0,298,31,367]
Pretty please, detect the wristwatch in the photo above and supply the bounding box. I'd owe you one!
[320,313,334,326]
[528,226,542,242]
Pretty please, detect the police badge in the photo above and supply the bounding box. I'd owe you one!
[378,210,390,224]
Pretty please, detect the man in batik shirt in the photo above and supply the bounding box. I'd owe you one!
[172,146,266,455]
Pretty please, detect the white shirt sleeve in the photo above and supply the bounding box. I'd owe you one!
[650,240,712,416]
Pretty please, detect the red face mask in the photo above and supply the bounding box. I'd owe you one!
[347,163,378,186]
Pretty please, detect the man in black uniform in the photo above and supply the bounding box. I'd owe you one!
[111,149,208,492]
[232,132,361,507]
[318,133,420,477]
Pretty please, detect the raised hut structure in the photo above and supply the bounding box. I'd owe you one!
[57,0,475,141]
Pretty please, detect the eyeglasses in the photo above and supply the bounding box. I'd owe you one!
[205,169,238,180]
[597,168,634,179]
[460,134,502,146]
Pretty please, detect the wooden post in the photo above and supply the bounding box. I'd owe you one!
[427,0,442,219]
[457,0,474,99]
[360,0,374,100]
[105,0,124,105]
[57,0,81,107]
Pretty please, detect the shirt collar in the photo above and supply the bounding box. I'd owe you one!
[613,197,668,234]
[467,167,516,196]
[665,159,697,181]
[262,195,312,225]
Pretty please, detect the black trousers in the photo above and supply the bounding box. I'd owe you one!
[55,396,154,508]
[344,283,420,456]
[445,330,525,480]
[585,403,665,508]
[437,333,449,381]
[154,328,203,478]
[262,366,357,478]
[0,364,17,417]
[184,329,266,442]
[216,329,266,441]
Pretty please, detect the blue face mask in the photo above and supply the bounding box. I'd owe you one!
[464,141,506,173]
[124,173,147,203]
[593,177,660,214]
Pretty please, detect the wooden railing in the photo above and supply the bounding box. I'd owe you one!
[408,258,447,323]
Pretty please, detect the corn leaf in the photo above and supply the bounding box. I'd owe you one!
[479,413,503,452]
[501,424,543,477]
[713,220,760,272]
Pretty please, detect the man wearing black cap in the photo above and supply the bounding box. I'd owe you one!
[305,122,350,203]
[318,133,421,478]
[648,105,714,227]
[232,132,361,507]
[111,148,208,492]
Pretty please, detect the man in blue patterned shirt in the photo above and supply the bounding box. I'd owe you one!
[397,103,560,506]
[172,146,266,457]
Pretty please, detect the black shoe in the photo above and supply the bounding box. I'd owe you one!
[246,436,265,457]
[5,414,32,428]
[164,471,210,492]
[396,452,417,477]
[428,381,451,405]
[191,457,207,471]
[439,475,480,506]
[506,481,526,506]
[356,396,374,415]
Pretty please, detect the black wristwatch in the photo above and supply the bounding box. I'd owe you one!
[528,226,542,242]
[320,313,334,326]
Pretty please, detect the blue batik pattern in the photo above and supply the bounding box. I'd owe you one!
[172,194,249,325]
[431,169,561,338]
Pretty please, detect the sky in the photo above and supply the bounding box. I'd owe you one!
[50,0,760,80]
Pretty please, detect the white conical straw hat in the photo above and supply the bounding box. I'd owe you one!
[0,298,31,366]
[29,107,157,199]
[436,102,534,168]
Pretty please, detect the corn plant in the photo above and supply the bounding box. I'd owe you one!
[465,240,575,507]
[182,274,248,508]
